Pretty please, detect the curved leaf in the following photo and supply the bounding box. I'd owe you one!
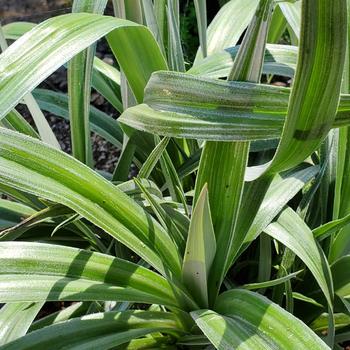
[1,109,38,139]
[192,289,329,350]
[0,127,182,278]
[3,21,123,113]
[243,165,319,247]
[0,242,195,309]
[0,310,184,350]
[266,0,347,174]
[0,12,167,121]
[264,207,333,309]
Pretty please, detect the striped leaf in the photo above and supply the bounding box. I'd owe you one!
[0,242,195,309]
[0,127,182,278]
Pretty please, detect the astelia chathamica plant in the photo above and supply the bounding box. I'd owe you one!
[0,0,350,348]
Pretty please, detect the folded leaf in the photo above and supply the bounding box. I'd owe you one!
[119,72,350,141]
[182,185,216,308]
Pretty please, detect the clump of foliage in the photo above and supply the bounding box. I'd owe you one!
[0,0,350,349]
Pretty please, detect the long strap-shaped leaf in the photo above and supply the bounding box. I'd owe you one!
[2,21,123,113]
[194,0,274,306]
[328,0,350,265]
[0,242,195,309]
[264,207,335,345]
[190,289,329,350]
[267,5,287,44]
[241,165,319,250]
[68,0,108,165]
[32,88,152,168]
[264,0,346,175]
[129,0,347,178]
[0,128,181,278]
[120,71,350,141]
[0,13,167,120]
[0,310,184,350]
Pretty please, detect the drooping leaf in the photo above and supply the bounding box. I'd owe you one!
[191,290,329,350]
[0,241,195,309]
[0,127,182,278]
[0,310,185,350]
[264,207,334,311]
[0,13,167,121]
[0,26,60,149]
[3,21,123,114]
